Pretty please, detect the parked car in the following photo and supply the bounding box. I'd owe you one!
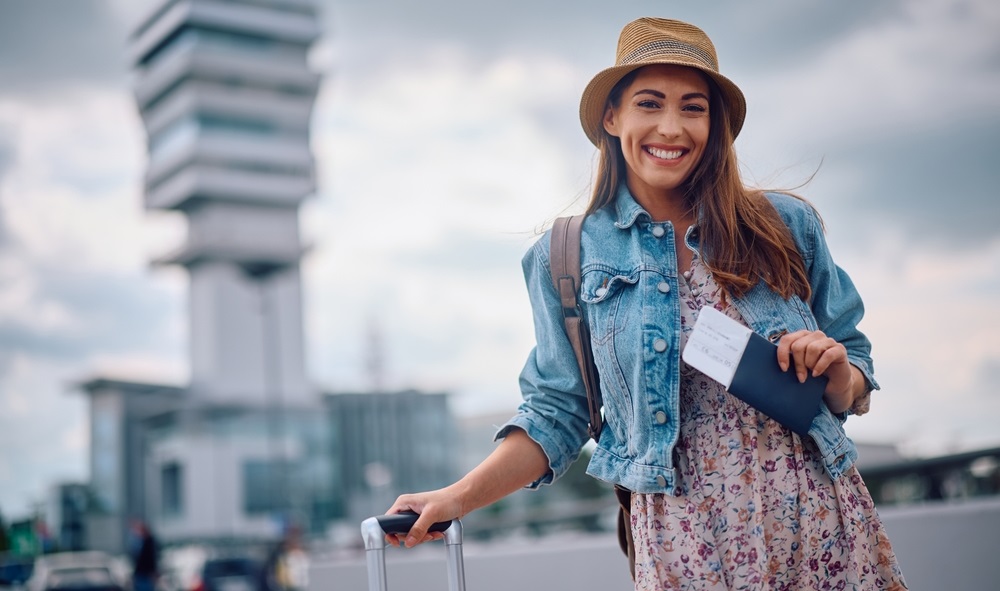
[0,555,34,589]
[25,552,125,591]
[192,557,261,591]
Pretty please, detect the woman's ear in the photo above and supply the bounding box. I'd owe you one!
[602,106,619,138]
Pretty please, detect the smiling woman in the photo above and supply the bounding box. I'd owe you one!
[384,16,908,591]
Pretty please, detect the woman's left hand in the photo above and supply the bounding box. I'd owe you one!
[776,329,861,414]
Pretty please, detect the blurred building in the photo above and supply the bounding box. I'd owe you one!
[857,445,1000,505]
[64,0,451,552]
[72,0,460,553]
[77,378,183,551]
[324,391,457,527]
[127,0,326,547]
[131,0,318,407]
[46,483,92,552]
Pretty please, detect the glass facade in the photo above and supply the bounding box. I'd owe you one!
[243,459,279,514]
[141,26,309,68]
[148,114,308,161]
[161,462,184,517]
[90,396,122,514]
[149,407,335,533]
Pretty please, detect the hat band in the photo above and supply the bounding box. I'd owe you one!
[618,39,717,71]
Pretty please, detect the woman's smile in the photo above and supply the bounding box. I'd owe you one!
[643,144,687,162]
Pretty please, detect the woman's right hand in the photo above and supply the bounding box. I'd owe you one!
[383,428,550,548]
[385,487,465,548]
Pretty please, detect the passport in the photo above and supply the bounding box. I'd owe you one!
[682,306,825,436]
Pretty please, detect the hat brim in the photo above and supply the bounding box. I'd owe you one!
[579,60,746,147]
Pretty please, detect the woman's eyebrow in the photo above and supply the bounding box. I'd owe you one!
[633,89,666,99]
[632,90,709,101]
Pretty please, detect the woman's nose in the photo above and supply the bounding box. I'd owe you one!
[656,111,683,139]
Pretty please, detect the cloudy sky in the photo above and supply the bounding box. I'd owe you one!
[0,0,998,518]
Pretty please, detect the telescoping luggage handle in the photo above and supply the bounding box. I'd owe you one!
[360,512,465,591]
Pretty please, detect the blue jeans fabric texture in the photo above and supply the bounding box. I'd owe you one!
[496,185,878,494]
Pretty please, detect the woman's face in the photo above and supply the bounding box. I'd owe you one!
[602,64,711,208]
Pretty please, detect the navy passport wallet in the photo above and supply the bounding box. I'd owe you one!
[728,331,826,437]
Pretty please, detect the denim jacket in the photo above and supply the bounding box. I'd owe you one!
[496,186,879,494]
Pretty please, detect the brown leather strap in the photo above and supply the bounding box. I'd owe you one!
[550,215,603,442]
[551,217,630,574]
[614,485,636,580]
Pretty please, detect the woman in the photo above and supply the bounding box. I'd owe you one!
[388,17,907,590]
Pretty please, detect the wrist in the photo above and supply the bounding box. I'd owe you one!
[447,478,476,518]
[824,365,861,414]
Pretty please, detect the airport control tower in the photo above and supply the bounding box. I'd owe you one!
[130,0,320,407]
[105,0,334,544]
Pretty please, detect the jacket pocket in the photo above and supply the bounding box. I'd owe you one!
[580,269,638,345]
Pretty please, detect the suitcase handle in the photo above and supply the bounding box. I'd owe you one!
[375,511,453,535]
[361,513,466,591]
[362,511,462,548]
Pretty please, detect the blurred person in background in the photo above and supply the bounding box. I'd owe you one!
[127,519,158,591]
[260,524,307,591]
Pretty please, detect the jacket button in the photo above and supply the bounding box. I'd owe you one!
[656,475,667,488]
[655,411,667,424]
[595,287,608,298]
[657,281,670,294]
[653,339,667,352]
[651,225,666,238]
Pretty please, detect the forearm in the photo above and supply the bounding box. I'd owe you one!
[450,427,550,516]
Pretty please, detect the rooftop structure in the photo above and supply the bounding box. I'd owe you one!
[130,0,321,407]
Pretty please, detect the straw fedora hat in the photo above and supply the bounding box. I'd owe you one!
[579,17,746,146]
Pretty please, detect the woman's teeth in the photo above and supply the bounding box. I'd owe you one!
[645,147,683,159]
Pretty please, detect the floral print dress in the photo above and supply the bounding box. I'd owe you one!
[631,253,907,590]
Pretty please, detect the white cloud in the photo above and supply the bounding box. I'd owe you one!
[303,49,587,406]
[740,0,1000,162]
[0,353,89,514]
[839,232,1000,454]
[0,89,186,516]
[0,90,186,272]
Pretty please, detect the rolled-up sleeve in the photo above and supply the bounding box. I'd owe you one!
[797,202,881,413]
[494,233,591,487]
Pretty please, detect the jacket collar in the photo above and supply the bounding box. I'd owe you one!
[610,183,701,249]
[612,184,648,229]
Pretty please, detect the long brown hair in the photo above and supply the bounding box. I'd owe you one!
[586,68,812,301]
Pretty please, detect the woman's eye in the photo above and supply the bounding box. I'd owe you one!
[637,99,660,109]
[682,104,707,113]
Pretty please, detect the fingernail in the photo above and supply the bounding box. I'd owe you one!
[779,362,787,371]
[405,536,416,547]
[798,372,806,383]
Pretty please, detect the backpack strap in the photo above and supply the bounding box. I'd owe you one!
[550,215,604,442]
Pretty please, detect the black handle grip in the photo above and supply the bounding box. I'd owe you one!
[376,511,452,535]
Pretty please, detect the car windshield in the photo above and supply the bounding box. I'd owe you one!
[47,567,115,588]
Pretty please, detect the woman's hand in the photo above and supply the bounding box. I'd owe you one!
[383,428,550,548]
[776,329,864,414]
[385,487,466,548]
